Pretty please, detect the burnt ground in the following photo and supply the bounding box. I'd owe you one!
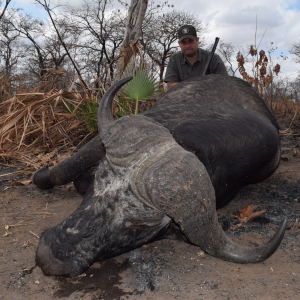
[1,115,300,300]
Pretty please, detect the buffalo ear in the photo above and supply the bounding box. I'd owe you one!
[139,150,287,264]
[137,150,218,245]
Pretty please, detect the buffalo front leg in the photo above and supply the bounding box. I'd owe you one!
[33,136,105,191]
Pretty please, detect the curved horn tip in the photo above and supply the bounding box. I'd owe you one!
[254,216,288,263]
[123,76,133,82]
[97,76,133,138]
[272,216,288,244]
[213,216,288,264]
[245,216,287,264]
[277,216,288,239]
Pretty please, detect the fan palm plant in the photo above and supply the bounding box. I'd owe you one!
[121,66,162,114]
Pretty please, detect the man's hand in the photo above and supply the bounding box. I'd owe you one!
[167,82,179,90]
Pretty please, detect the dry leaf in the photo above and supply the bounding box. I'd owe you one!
[230,205,266,223]
[11,181,23,185]
[6,223,28,229]
[293,149,297,156]
[22,218,33,222]
[291,218,299,230]
[197,250,206,258]
[227,223,243,232]
[3,231,12,237]
[23,240,34,248]
[29,231,39,239]
[66,184,74,190]
[21,180,32,185]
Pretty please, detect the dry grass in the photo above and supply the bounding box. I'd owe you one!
[0,71,94,173]
[270,100,300,137]
[0,74,29,103]
[236,45,300,136]
[270,99,299,116]
[0,61,162,174]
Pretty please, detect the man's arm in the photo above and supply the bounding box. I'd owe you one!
[167,82,179,90]
[164,53,181,89]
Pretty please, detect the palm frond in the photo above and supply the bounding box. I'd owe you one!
[121,66,162,114]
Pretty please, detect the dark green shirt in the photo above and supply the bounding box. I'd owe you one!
[164,48,228,83]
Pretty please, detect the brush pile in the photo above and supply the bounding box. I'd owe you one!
[0,72,94,173]
[0,63,162,174]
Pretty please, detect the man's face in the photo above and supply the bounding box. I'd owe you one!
[178,37,199,57]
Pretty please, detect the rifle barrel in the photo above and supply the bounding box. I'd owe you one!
[202,37,220,76]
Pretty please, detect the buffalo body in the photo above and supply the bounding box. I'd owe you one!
[34,75,286,277]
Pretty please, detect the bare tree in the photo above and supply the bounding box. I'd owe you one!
[0,14,22,77]
[65,0,126,87]
[9,13,48,79]
[0,10,27,99]
[6,10,80,88]
[215,42,250,77]
[216,42,237,76]
[44,27,75,70]
[0,0,11,21]
[290,39,300,64]
[35,0,88,88]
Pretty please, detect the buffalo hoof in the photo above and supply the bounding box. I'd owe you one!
[32,167,54,190]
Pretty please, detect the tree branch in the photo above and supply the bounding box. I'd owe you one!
[35,0,88,89]
[0,0,11,21]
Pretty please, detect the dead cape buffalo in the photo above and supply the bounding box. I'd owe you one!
[34,75,287,277]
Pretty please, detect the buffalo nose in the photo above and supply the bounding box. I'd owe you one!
[36,238,69,276]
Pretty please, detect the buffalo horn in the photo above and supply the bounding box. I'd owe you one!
[97,76,133,138]
[175,205,287,263]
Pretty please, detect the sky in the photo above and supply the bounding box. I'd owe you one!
[6,0,300,79]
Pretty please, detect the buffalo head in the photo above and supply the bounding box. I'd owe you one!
[36,77,287,277]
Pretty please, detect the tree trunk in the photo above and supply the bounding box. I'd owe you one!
[118,0,148,74]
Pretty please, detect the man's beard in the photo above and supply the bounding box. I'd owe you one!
[183,48,197,57]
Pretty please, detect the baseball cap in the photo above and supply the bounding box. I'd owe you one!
[178,25,197,42]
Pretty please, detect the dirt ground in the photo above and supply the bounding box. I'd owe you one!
[1,114,300,300]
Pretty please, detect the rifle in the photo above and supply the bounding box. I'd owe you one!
[202,37,220,76]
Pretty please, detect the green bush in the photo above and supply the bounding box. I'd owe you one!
[63,98,98,133]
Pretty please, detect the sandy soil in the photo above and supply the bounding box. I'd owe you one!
[0,114,300,300]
